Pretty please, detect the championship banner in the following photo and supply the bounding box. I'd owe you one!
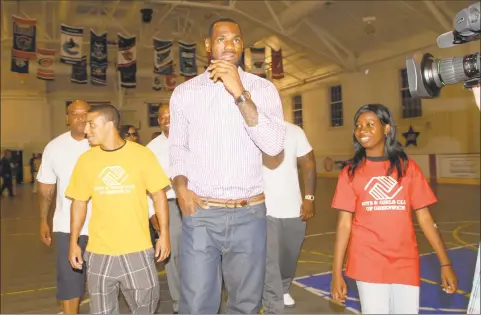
[250,47,266,78]
[90,30,108,85]
[71,55,88,84]
[36,48,56,80]
[271,48,285,80]
[12,15,37,60]
[153,38,174,75]
[11,56,29,74]
[178,41,197,77]
[60,24,84,65]
[117,34,137,88]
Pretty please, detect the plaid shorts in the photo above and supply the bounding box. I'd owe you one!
[84,248,160,314]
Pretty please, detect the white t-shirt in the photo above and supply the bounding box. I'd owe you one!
[146,133,176,218]
[37,132,92,235]
[263,122,313,218]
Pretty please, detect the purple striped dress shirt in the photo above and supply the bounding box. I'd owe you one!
[169,67,286,200]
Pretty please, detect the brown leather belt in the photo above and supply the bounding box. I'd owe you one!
[198,193,265,209]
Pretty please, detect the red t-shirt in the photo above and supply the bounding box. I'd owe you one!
[331,157,437,286]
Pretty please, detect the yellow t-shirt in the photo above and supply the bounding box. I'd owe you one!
[65,141,170,255]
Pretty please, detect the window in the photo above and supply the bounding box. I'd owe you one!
[400,68,422,118]
[330,85,343,127]
[292,95,303,128]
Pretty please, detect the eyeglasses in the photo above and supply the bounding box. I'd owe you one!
[125,132,138,137]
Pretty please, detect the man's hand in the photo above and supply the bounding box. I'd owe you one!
[177,188,207,217]
[150,215,160,232]
[69,243,83,270]
[300,199,315,221]
[155,232,171,262]
[207,60,244,98]
[39,221,52,246]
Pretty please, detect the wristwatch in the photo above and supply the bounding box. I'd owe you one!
[235,90,251,105]
[305,195,315,201]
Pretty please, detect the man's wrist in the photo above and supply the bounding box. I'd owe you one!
[232,86,245,99]
[304,194,315,201]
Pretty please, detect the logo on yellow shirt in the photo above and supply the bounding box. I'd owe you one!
[94,166,134,195]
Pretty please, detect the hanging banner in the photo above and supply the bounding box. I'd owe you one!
[165,74,178,91]
[153,38,174,75]
[90,30,108,85]
[271,48,285,80]
[250,47,266,78]
[152,74,163,91]
[152,74,181,91]
[71,55,88,84]
[36,48,56,80]
[117,33,137,88]
[60,24,84,65]
[11,56,29,74]
[178,41,197,77]
[12,15,37,60]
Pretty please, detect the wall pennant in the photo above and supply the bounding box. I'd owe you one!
[12,15,37,60]
[60,24,84,65]
[402,125,420,147]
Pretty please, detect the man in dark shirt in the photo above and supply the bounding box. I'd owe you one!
[0,150,14,197]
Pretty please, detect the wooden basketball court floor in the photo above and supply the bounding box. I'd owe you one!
[1,179,479,314]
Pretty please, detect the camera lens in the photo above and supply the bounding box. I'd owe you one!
[438,53,480,85]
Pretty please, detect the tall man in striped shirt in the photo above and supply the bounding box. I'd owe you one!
[169,18,286,314]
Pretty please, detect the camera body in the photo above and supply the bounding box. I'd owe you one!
[406,2,480,99]
[140,8,153,23]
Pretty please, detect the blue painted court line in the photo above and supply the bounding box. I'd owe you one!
[293,245,479,314]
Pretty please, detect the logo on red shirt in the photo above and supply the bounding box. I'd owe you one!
[362,176,406,211]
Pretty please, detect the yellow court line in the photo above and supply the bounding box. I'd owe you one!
[452,222,480,251]
[298,260,330,265]
[308,250,333,258]
[1,270,166,297]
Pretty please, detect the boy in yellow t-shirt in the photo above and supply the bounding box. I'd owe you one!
[66,104,171,314]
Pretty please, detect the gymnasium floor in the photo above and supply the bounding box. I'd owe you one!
[1,179,479,314]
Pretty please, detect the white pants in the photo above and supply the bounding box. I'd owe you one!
[356,281,419,314]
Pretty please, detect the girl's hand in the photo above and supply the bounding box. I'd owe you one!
[441,265,458,294]
[331,275,348,304]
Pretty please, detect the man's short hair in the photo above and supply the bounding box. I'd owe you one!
[208,18,242,38]
[88,104,120,129]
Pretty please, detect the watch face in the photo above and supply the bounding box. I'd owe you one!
[243,91,251,99]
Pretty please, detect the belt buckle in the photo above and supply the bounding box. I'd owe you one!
[225,199,236,209]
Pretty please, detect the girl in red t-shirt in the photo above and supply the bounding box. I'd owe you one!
[330,104,458,314]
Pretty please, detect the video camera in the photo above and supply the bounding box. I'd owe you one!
[406,2,480,98]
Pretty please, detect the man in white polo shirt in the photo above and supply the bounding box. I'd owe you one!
[262,121,317,313]
[37,100,92,314]
[147,103,182,314]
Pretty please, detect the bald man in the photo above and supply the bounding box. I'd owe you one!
[37,100,92,314]
[147,104,182,313]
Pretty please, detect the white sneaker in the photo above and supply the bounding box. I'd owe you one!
[283,293,295,307]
